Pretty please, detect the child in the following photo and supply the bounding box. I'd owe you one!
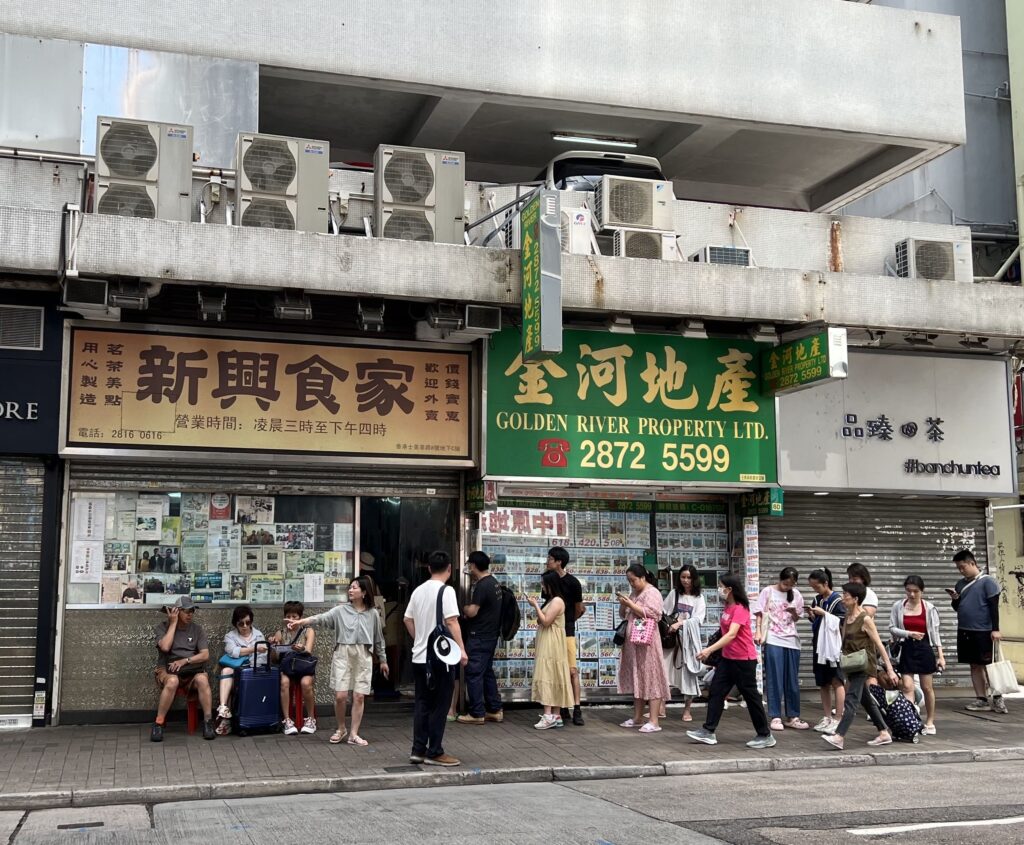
[269,601,317,735]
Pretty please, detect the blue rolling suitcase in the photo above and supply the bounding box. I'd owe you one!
[234,642,281,735]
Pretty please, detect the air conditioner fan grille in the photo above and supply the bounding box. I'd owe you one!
[97,184,156,219]
[383,210,434,241]
[242,139,297,194]
[608,181,653,227]
[240,198,296,230]
[100,123,159,179]
[383,152,434,204]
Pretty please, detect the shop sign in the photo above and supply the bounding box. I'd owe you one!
[486,327,777,484]
[0,359,60,454]
[738,488,784,517]
[465,479,499,512]
[479,507,570,543]
[760,328,848,396]
[62,326,472,463]
[519,190,562,362]
[778,351,1016,495]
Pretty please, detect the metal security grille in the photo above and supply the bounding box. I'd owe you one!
[68,461,461,498]
[757,493,988,689]
[0,459,44,719]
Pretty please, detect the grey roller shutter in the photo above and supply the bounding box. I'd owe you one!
[67,461,461,498]
[0,458,44,720]
[758,493,988,690]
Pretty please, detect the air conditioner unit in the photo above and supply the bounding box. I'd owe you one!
[373,145,465,244]
[235,133,329,233]
[592,174,674,231]
[560,207,595,255]
[94,117,193,221]
[895,238,956,281]
[62,278,108,311]
[465,304,501,334]
[689,245,752,267]
[613,229,678,261]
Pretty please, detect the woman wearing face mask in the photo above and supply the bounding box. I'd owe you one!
[686,576,775,748]
[889,575,944,734]
[755,566,809,732]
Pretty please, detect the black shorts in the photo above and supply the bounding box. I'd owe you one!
[898,636,938,675]
[957,629,993,666]
[812,662,843,687]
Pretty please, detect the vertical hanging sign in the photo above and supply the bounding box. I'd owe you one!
[520,190,562,362]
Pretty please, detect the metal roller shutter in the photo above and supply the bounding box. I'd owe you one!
[67,461,461,498]
[758,493,989,689]
[0,458,44,720]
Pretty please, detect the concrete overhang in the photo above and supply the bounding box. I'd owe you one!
[3,208,1020,340]
[0,0,966,211]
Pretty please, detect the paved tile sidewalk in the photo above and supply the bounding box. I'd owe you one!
[0,696,1019,808]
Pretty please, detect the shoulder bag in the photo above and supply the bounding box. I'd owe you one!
[612,617,629,647]
[280,626,318,678]
[986,640,1021,696]
[839,648,869,674]
[701,629,723,667]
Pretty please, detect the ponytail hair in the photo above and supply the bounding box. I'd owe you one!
[808,567,833,590]
[719,574,749,609]
[779,566,799,602]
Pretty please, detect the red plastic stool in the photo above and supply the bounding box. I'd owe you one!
[288,683,305,729]
[175,686,200,734]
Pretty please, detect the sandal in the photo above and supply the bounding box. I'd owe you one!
[638,723,662,733]
[619,718,637,728]
[347,735,369,746]
[329,729,348,744]
[682,712,693,722]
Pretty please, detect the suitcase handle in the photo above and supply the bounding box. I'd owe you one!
[253,640,272,672]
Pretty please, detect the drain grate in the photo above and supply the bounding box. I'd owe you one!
[383,765,422,773]
[57,822,105,830]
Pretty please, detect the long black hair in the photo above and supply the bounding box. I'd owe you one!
[540,569,568,605]
[778,566,799,602]
[808,567,834,590]
[674,564,702,597]
[719,574,749,609]
[626,562,656,587]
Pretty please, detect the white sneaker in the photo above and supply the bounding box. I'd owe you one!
[217,704,232,720]
[282,717,298,735]
[823,718,840,735]
[534,715,558,730]
[300,717,317,735]
[922,724,936,735]
[812,717,832,732]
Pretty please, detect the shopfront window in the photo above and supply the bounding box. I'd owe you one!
[66,491,355,607]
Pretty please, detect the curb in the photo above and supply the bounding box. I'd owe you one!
[1,746,1020,811]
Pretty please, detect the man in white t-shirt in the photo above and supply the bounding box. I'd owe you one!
[404,550,467,767]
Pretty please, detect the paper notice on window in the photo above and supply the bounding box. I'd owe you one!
[138,494,170,516]
[71,541,104,583]
[333,523,354,551]
[73,498,107,541]
[304,573,325,603]
[135,503,163,541]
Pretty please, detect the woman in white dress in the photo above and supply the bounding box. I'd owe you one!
[662,564,706,722]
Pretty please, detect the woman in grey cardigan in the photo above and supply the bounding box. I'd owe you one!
[289,576,388,746]
[889,575,945,735]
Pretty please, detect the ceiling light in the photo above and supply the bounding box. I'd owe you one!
[357,299,385,333]
[813,491,830,496]
[605,315,635,334]
[426,303,464,331]
[749,323,778,344]
[958,335,989,350]
[198,289,227,323]
[903,332,936,347]
[677,319,708,340]
[273,291,312,321]
[552,132,638,149]
[858,493,874,498]
[107,282,148,311]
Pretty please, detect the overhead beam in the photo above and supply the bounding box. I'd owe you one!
[403,94,483,150]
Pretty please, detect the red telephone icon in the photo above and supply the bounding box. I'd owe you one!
[538,438,570,468]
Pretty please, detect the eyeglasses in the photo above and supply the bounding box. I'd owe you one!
[238,619,252,627]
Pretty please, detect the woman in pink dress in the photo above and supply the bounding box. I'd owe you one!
[616,563,671,733]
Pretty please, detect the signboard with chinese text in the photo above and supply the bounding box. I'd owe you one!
[520,190,562,362]
[738,488,784,517]
[62,326,472,463]
[761,328,848,396]
[778,350,1016,495]
[485,327,776,484]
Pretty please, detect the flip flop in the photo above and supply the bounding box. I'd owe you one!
[347,735,369,746]
[329,729,347,744]
[682,712,693,722]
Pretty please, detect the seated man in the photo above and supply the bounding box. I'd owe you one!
[152,595,214,742]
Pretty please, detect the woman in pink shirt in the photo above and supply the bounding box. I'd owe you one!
[755,567,809,732]
[686,575,775,748]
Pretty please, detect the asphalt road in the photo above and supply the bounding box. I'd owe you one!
[6,761,1024,844]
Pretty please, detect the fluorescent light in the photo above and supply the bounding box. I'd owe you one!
[552,133,638,149]
[813,492,830,496]
[858,493,874,498]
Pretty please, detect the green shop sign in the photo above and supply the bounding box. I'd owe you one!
[485,327,777,484]
[738,488,784,517]
[520,190,562,362]
[760,327,848,396]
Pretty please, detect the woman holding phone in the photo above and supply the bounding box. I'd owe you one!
[616,564,670,733]
[527,570,574,729]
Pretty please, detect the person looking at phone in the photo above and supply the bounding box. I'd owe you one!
[949,549,1006,714]
[616,564,670,733]
[269,601,317,736]
[151,595,213,742]
[546,547,586,726]
[526,570,574,729]
[889,575,944,734]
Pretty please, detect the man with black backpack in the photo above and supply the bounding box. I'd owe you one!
[457,551,505,725]
[404,550,467,766]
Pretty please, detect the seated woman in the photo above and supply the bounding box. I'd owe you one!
[215,604,267,735]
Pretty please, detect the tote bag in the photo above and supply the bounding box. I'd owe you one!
[986,641,1020,696]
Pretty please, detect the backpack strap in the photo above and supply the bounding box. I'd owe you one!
[435,583,447,628]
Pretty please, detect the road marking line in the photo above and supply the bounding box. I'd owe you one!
[848,816,1024,835]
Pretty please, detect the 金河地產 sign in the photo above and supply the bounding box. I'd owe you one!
[62,326,472,463]
[485,327,776,484]
[520,190,562,362]
[760,328,848,396]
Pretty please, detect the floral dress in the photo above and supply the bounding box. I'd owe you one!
[617,585,671,700]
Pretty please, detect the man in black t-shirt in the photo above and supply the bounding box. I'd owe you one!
[457,551,505,724]
[548,546,585,726]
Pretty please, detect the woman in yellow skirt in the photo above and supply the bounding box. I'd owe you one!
[527,569,574,729]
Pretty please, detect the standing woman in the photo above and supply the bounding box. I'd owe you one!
[889,575,945,735]
[755,567,809,731]
[687,575,775,748]
[824,582,899,750]
[617,564,670,733]
[527,569,574,729]
[806,568,845,734]
[662,565,706,723]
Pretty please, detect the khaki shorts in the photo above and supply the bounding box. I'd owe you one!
[565,636,578,671]
[331,644,373,694]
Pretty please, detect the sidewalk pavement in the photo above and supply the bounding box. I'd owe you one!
[1,695,1021,810]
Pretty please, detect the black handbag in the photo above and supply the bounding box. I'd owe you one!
[659,613,678,650]
[612,617,629,647]
[280,626,318,678]
[701,629,724,667]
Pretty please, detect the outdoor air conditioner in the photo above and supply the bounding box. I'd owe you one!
[560,207,595,255]
[94,117,193,221]
[613,229,679,261]
[592,174,674,231]
[689,245,752,267]
[373,145,465,244]
[62,278,109,312]
[895,238,956,281]
[235,133,329,233]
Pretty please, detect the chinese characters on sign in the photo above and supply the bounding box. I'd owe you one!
[65,328,471,460]
[486,328,777,484]
[519,190,562,362]
[760,328,848,396]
